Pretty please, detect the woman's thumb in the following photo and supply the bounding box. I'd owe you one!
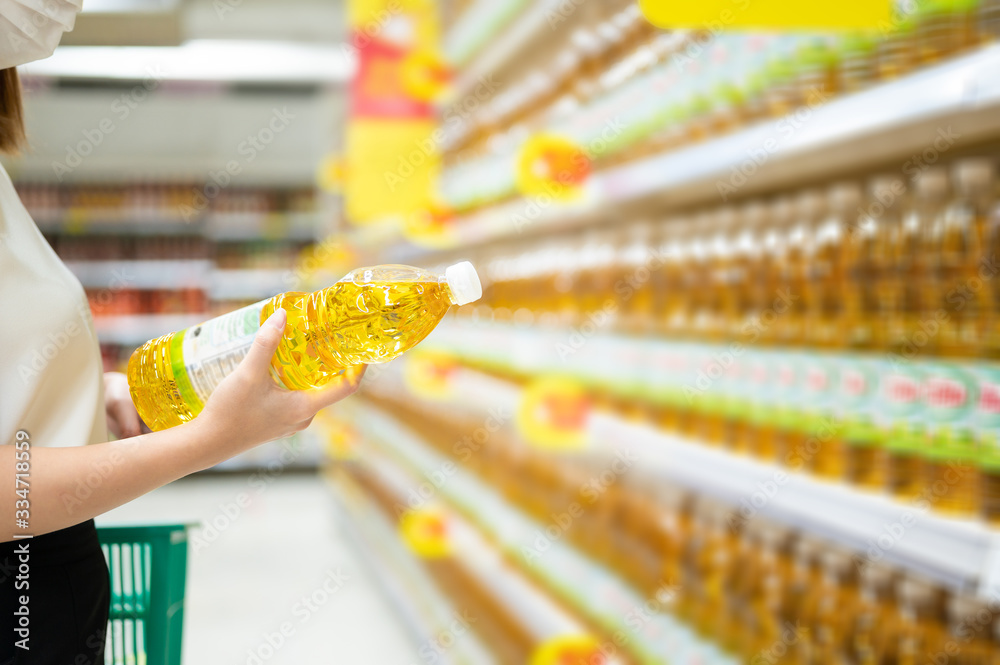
[243,308,287,374]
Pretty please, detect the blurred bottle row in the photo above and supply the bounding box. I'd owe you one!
[47,234,211,261]
[40,233,309,267]
[366,390,1000,665]
[440,0,1000,211]
[468,154,1000,358]
[433,316,1000,524]
[86,288,208,317]
[15,182,317,221]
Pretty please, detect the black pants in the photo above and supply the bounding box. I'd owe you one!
[1,520,110,665]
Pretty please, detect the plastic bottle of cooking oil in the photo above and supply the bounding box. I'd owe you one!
[876,12,917,80]
[895,576,947,665]
[897,168,946,356]
[762,197,796,347]
[811,549,859,664]
[853,562,898,665]
[881,361,928,499]
[836,32,877,94]
[708,208,738,345]
[128,262,482,430]
[915,0,979,65]
[947,159,997,356]
[807,184,852,349]
[786,536,825,664]
[981,0,1000,41]
[784,190,820,348]
[946,593,995,663]
[933,160,993,358]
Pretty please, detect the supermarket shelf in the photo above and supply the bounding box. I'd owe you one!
[353,401,738,665]
[204,212,322,241]
[66,259,212,289]
[36,217,201,236]
[36,211,321,240]
[92,313,206,345]
[604,415,1000,597]
[208,268,291,301]
[444,0,527,71]
[397,358,1000,599]
[328,471,498,665]
[446,0,558,103]
[410,44,1000,256]
[345,444,615,661]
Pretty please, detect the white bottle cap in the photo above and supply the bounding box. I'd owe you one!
[445,261,482,305]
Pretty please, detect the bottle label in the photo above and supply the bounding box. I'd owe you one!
[839,356,873,411]
[923,362,975,426]
[974,364,1000,447]
[175,298,269,406]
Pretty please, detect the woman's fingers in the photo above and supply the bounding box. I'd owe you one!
[110,399,142,439]
[302,366,367,413]
[242,309,287,382]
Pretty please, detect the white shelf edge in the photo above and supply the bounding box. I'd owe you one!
[327,473,498,665]
[354,445,598,645]
[66,259,212,289]
[354,401,738,664]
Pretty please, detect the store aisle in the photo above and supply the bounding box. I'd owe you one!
[99,471,417,665]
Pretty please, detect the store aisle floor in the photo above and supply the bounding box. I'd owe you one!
[99,471,417,665]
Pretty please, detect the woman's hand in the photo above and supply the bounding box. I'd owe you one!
[104,371,143,439]
[192,308,365,462]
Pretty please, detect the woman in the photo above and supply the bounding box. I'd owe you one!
[0,4,364,663]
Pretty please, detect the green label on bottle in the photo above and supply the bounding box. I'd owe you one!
[169,328,204,415]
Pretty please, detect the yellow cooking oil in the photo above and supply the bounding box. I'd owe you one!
[127,263,482,431]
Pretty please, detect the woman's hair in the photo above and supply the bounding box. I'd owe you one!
[0,68,26,154]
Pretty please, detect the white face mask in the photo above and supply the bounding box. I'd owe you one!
[0,0,82,69]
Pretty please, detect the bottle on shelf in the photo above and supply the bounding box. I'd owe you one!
[853,562,899,664]
[926,361,979,520]
[895,575,948,664]
[837,32,878,94]
[946,593,995,662]
[915,0,979,65]
[128,263,482,430]
[810,548,860,663]
[947,159,997,356]
[804,185,846,349]
[659,217,689,338]
[616,219,656,335]
[894,167,944,356]
[981,0,1000,41]
[876,10,918,81]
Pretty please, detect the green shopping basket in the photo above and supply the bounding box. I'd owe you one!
[97,524,191,665]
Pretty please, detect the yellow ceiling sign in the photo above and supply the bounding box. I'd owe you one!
[638,0,892,29]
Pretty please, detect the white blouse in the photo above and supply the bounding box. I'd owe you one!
[0,162,106,448]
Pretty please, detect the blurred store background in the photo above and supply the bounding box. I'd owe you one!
[8,0,1000,663]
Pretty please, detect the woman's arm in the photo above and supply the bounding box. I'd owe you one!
[1,309,364,540]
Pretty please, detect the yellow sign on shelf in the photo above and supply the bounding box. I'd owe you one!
[516,376,591,452]
[530,635,606,665]
[398,506,452,558]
